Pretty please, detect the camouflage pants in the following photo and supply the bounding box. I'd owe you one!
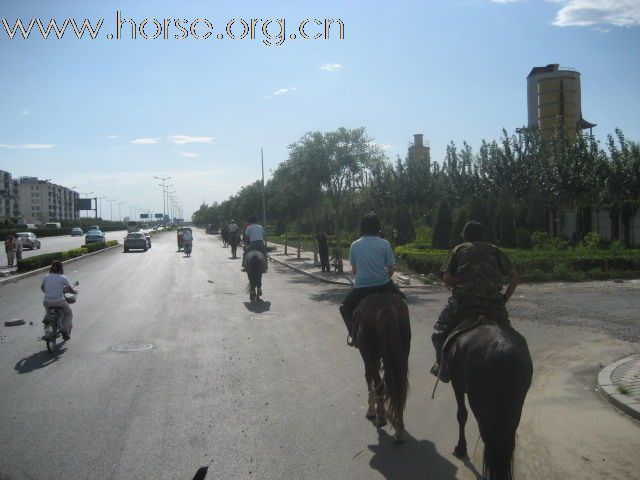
[432,296,507,362]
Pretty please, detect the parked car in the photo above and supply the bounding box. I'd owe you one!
[71,227,84,236]
[43,222,62,229]
[85,230,106,244]
[16,232,41,250]
[89,225,101,232]
[124,232,148,252]
[139,230,151,248]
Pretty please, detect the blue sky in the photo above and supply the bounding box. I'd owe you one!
[1,0,639,220]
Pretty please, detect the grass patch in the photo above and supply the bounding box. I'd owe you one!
[617,384,631,395]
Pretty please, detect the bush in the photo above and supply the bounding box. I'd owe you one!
[531,231,569,250]
[16,253,66,272]
[581,231,601,250]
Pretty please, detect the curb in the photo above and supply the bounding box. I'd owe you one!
[0,243,120,286]
[598,355,640,422]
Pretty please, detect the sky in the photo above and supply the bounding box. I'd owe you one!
[1,0,639,221]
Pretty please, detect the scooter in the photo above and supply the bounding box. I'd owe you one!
[42,281,79,353]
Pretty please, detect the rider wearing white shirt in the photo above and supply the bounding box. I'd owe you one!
[41,260,77,340]
[242,214,268,271]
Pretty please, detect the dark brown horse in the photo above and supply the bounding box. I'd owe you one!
[356,293,411,442]
[444,320,532,480]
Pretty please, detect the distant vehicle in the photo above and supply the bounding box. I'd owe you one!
[124,232,148,252]
[71,227,84,237]
[17,223,37,230]
[85,230,106,244]
[127,221,138,233]
[43,222,62,229]
[139,230,151,248]
[16,232,41,250]
[89,225,101,232]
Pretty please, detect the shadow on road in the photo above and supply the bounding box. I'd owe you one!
[368,428,458,480]
[243,300,272,313]
[15,346,68,374]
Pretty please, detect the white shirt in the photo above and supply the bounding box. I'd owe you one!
[228,223,239,233]
[41,273,72,302]
[245,224,264,242]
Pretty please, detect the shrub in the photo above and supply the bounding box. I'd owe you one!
[581,231,601,250]
[16,253,66,272]
[432,200,453,249]
[531,231,569,250]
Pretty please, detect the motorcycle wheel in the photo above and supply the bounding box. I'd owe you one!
[45,323,57,353]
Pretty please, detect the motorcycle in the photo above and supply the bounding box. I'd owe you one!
[41,282,79,353]
[184,240,192,257]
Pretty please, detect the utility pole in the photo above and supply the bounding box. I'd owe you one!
[261,148,267,239]
[154,176,171,226]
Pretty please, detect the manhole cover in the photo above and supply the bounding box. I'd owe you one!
[110,342,154,352]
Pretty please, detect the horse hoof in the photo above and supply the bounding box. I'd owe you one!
[376,419,387,428]
[365,408,376,419]
[453,446,467,458]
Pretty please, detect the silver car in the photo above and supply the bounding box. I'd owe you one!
[16,232,41,250]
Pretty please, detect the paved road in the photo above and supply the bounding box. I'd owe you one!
[14,230,128,260]
[0,230,639,480]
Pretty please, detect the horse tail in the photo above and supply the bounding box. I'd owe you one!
[479,342,531,480]
[376,304,409,430]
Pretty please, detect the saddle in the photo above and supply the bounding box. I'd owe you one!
[441,309,510,361]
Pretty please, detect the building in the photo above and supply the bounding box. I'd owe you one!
[527,64,596,140]
[15,177,79,224]
[407,133,430,166]
[0,170,17,224]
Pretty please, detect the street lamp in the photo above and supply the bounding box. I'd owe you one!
[97,196,107,220]
[154,176,171,226]
[106,198,116,222]
[117,202,124,222]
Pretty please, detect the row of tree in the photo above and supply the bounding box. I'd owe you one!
[192,127,640,248]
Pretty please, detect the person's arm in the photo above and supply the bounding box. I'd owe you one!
[503,267,519,302]
[40,278,46,293]
[387,264,395,278]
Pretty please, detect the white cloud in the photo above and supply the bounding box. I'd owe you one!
[131,138,159,144]
[552,0,640,27]
[180,152,200,158]
[167,135,215,145]
[108,135,118,139]
[264,87,298,99]
[320,63,342,71]
[0,143,54,149]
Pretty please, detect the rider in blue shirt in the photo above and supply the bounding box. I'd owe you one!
[242,214,268,272]
[339,212,405,347]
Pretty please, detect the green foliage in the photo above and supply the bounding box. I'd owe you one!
[496,188,517,247]
[580,231,601,250]
[450,208,467,248]
[432,200,452,249]
[531,231,569,250]
[516,227,532,249]
[414,225,433,245]
[393,204,415,246]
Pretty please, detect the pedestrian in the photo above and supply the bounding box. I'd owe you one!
[4,235,16,267]
[317,233,330,272]
[14,235,23,262]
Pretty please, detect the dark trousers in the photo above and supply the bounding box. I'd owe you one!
[339,281,405,338]
[432,295,508,362]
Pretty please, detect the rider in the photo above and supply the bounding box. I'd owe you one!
[228,219,239,240]
[339,212,405,347]
[431,220,519,382]
[182,228,193,251]
[241,214,268,272]
[41,260,78,340]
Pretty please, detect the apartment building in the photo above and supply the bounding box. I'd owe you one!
[15,177,79,224]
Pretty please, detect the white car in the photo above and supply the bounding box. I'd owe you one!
[16,232,41,250]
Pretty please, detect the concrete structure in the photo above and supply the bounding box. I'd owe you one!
[558,208,640,246]
[527,64,596,140]
[15,177,79,224]
[0,170,17,224]
[408,133,430,167]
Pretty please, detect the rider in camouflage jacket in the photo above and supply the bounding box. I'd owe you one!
[431,221,519,382]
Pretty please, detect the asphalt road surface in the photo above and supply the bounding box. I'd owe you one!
[0,230,639,480]
[15,230,128,260]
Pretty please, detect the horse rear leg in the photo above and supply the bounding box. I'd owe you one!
[452,382,468,458]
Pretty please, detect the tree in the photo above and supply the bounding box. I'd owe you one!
[496,188,516,247]
[394,204,415,246]
[450,207,468,247]
[432,200,453,249]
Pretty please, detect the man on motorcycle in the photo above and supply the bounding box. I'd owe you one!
[182,228,193,252]
[241,214,268,272]
[430,220,519,382]
[339,212,405,347]
[41,260,78,340]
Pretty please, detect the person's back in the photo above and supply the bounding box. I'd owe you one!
[41,261,77,340]
[183,229,193,242]
[350,236,394,288]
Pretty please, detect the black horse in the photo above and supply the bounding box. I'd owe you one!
[229,232,240,259]
[444,319,532,480]
[356,293,411,442]
[246,250,266,302]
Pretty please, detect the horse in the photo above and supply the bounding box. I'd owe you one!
[444,319,532,480]
[229,232,240,259]
[356,293,411,442]
[246,250,266,302]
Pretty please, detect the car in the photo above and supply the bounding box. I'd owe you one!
[139,230,151,248]
[71,227,84,236]
[124,232,148,252]
[85,229,106,244]
[89,225,101,232]
[16,232,41,250]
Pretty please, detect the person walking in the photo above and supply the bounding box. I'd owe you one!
[14,235,23,262]
[4,235,16,267]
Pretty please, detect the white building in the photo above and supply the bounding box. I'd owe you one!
[15,177,79,224]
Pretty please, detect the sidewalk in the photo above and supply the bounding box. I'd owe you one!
[598,355,640,421]
[266,241,436,289]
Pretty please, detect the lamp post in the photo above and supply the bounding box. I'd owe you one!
[117,202,124,222]
[154,176,171,226]
[97,196,107,220]
[106,199,115,222]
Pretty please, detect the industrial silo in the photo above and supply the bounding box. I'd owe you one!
[527,64,596,140]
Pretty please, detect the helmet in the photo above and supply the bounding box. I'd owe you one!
[230,219,235,223]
